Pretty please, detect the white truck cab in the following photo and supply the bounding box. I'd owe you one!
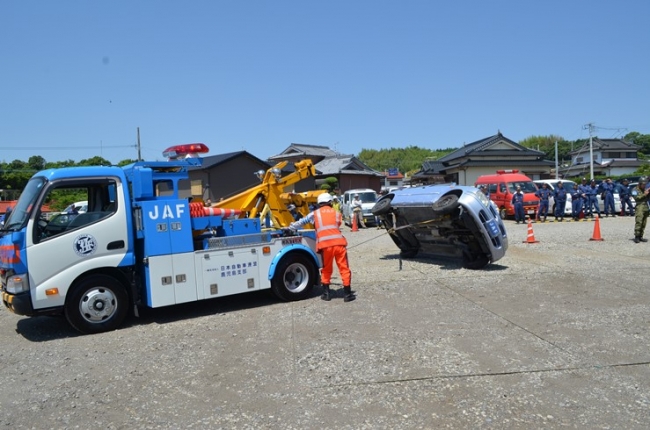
[341,188,378,226]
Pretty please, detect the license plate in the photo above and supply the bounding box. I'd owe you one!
[486,220,500,237]
[527,210,535,214]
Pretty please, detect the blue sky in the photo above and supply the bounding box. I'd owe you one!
[2,1,649,165]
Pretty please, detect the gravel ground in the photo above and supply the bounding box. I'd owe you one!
[1,215,650,429]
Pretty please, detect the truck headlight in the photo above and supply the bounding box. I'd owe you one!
[6,274,29,294]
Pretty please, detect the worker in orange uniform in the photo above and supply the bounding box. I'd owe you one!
[289,193,354,302]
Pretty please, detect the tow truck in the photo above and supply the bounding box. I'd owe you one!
[0,144,321,334]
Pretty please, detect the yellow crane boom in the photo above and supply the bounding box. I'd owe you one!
[214,159,326,228]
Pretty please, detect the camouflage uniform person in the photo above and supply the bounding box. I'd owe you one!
[631,177,650,243]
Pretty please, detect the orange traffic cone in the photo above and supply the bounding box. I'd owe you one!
[523,218,539,244]
[351,213,359,232]
[589,214,604,241]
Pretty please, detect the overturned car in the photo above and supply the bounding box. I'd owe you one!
[372,184,508,269]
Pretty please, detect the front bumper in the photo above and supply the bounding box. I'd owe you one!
[2,290,35,316]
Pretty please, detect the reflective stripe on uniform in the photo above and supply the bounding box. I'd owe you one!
[314,207,347,251]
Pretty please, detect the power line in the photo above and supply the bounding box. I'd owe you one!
[1,145,135,150]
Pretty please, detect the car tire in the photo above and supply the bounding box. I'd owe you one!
[432,194,459,214]
[463,252,490,270]
[371,193,394,216]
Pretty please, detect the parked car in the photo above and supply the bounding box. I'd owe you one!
[63,200,88,214]
[475,170,539,220]
[371,184,508,269]
[341,189,378,226]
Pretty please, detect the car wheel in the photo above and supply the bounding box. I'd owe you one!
[65,275,129,334]
[432,194,459,214]
[463,252,490,270]
[400,248,419,258]
[371,193,394,216]
[499,207,507,219]
[271,253,317,301]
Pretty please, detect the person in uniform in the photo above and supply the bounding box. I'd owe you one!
[332,195,341,213]
[578,178,591,217]
[290,193,355,301]
[586,180,602,218]
[571,184,583,221]
[631,177,650,243]
[618,179,634,216]
[535,183,551,222]
[601,178,617,217]
[553,181,567,222]
[511,185,525,224]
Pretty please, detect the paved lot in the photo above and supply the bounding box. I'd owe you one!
[1,216,650,429]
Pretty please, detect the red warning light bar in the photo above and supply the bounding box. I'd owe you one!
[162,143,210,160]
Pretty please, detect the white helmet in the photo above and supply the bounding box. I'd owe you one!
[317,193,333,205]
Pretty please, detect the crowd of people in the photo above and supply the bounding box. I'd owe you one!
[481,177,650,244]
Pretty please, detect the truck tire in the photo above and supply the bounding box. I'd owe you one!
[271,253,317,301]
[65,274,129,334]
[432,194,459,214]
[499,207,507,220]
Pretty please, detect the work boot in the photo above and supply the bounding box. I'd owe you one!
[343,286,356,302]
[321,284,331,301]
[642,237,649,243]
[634,237,641,243]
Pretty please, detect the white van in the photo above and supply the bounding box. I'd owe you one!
[341,189,378,226]
[533,180,576,216]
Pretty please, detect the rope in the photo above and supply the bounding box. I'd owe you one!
[347,217,441,250]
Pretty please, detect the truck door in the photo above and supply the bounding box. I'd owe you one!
[27,179,130,311]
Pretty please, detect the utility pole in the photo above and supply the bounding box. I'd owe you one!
[583,122,595,180]
[555,141,559,179]
[137,127,142,161]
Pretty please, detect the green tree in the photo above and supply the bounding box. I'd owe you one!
[78,156,112,166]
[625,132,650,154]
[519,135,572,162]
[324,177,338,191]
[358,145,453,173]
[27,155,46,172]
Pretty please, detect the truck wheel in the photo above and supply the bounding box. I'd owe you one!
[65,275,129,334]
[432,194,459,214]
[499,207,507,220]
[271,253,317,301]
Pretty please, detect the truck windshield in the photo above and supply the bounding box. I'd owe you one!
[507,181,537,193]
[2,176,46,231]
[358,192,377,203]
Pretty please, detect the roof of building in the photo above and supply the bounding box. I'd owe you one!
[569,138,641,155]
[190,151,270,170]
[314,155,383,176]
[268,143,339,161]
[438,132,546,164]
